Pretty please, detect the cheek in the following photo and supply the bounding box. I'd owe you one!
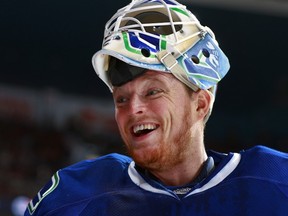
[115,108,132,140]
[115,109,125,131]
[150,99,171,113]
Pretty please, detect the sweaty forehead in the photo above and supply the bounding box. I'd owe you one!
[141,70,173,81]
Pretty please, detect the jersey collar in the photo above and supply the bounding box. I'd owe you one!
[128,152,241,199]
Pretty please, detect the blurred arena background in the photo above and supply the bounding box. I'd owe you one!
[0,0,288,215]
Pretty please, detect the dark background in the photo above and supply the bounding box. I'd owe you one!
[0,0,288,215]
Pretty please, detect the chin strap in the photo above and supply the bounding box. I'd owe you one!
[157,50,199,92]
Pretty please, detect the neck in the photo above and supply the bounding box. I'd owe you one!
[148,145,208,186]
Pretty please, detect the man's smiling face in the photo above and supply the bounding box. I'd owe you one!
[113,70,199,170]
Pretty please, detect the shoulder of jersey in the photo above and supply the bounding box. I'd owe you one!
[25,153,132,216]
[233,145,288,181]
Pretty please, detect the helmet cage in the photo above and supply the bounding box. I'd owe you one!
[92,0,230,93]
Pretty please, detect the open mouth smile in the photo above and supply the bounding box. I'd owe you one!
[132,123,159,137]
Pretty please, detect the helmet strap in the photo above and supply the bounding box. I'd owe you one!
[157,50,199,92]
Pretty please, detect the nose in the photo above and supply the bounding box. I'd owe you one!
[128,94,145,115]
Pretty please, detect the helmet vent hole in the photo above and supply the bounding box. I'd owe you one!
[141,48,151,57]
[202,49,210,58]
[191,55,200,64]
[114,35,121,40]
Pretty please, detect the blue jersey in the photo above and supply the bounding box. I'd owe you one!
[25,145,288,216]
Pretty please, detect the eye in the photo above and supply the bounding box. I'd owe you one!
[146,89,162,97]
[115,96,128,104]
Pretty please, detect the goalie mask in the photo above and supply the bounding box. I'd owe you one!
[92,0,230,94]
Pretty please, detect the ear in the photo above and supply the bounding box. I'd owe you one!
[195,90,212,120]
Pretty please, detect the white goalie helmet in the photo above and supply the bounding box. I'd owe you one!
[92,0,230,94]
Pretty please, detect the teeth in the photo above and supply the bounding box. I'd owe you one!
[133,124,156,134]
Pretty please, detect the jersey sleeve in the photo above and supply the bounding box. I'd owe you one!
[24,153,132,216]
